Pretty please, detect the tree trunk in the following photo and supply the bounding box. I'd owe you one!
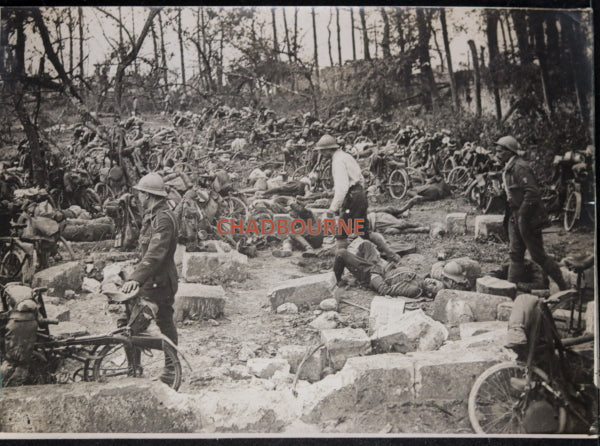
[177,9,186,93]
[430,19,444,72]
[55,15,64,68]
[529,12,552,117]
[118,7,124,51]
[359,7,370,60]
[271,7,279,58]
[479,46,485,68]
[218,21,224,90]
[151,21,159,74]
[467,39,482,117]
[350,8,357,61]
[440,9,459,109]
[282,8,292,61]
[336,7,342,66]
[293,7,298,61]
[78,7,84,80]
[380,8,391,59]
[486,10,502,121]
[132,7,138,76]
[158,11,168,92]
[511,10,531,65]
[505,11,516,62]
[311,8,319,88]
[499,15,508,61]
[544,11,560,67]
[67,8,74,74]
[327,10,334,67]
[416,9,437,110]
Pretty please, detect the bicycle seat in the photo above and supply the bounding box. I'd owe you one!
[104,289,139,303]
[563,254,594,273]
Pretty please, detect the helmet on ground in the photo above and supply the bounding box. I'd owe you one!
[442,261,468,284]
[494,136,521,154]
[133,172,168,197]
[315,134,339,151]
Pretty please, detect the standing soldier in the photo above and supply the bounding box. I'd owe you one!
[316,134,368,248]
[494,136,567,291]
[121,172,179,383]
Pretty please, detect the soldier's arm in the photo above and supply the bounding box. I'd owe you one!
[515,163,540,208]
[130,213,174,285]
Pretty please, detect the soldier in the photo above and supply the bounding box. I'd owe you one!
[121,172,179,382]
[494,136,567,290]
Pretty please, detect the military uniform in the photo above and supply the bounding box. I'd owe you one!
[503,156,567,290]
[129,200,179,344]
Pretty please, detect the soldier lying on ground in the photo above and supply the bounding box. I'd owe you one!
[372,176,452,216]
[272,201,324,258]
[366,211,429,234]
[332,239,442,299]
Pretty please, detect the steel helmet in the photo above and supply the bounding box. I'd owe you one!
[133,172,168,197]
[315,134,339,150]
[442,261,468,284]
[494,136,521,154]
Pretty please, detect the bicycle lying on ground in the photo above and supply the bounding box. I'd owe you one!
[0,283,185,390]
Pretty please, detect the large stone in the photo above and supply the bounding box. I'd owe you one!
[459,321,507,339]
[371,309,448,353]
[439,329,508,351]
[82,277,102,294]
[445,212,467,235]
[0,379,202,432]
[476,276,517,298]
[44,304,70,322]
[368,295,405,335]
[246,358,290,379]
[276,302,299,314]
[445,299,474,324]
[497,301,514,321]
[433,289,512,324]
[182,250,248,284]
[49,321,88,339]
[278,345,326,382]
[474,214,506,240]
[174,283,226,322]
[268,273,336,310]
[32,261,83,297]
[319,298,338,311]
[320,327,372,371]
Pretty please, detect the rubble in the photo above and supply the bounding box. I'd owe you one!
[475,276,517,298]
[82,277,102,294]
[309,311,339,330]
[44,304,70,322]
[278,345,326,382]
[182,251,249,284]
[496,301,514,321]
[432,289,512,324]
[320,327,372,370]
[276,302,299,314]
[246,358,290,379]
[445,212,467,235]
[32,261,84,297]
[319,298,338,311]
[368,295,406,335]
[370,309,448,353]
[268,273,336,310]
[173,283,227,322]
[459,321,507,339]
[474,215,506,240]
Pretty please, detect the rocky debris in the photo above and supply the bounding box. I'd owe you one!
[0,379,202,432]
[268,273,336,310]
[276,302,299,314]
[371,309,448,353]
[309,311,339,330]
[88,252,137,272]
[496,301,514,321]
[173,283,227,322]
[433,289,512,324]
[445,299,475,324]
[226,365,253,380]
[439,329,508,351]
[44,304,70,322]
[476,276,517,298]
[459,321,507,339]
[182,250,248,284]
[429,221,446,238]
[585,301,595,334]
[238,342,261,362]
[50,321,89,339]
[278,345,326,383]
[32,261,83,297]
[319,298,338,311]
[474,215,506,240]
[368,295,406,335]
[445,212,467,235]
[320,327,372,371]
[63,290,76,300]
[82,277,102,294]
[246,358,290,379]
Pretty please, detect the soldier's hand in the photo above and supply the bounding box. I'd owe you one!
[121,280,139,294]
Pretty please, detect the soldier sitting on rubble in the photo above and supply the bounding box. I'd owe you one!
[272,201,324,258]
[332,239,441,299]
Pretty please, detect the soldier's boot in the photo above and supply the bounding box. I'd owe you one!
[159,354,176,387]
[507,261,525,284]
[542,258,569,291]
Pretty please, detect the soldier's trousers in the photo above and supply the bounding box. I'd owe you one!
[143,287,178,345]
[507,214,567,290]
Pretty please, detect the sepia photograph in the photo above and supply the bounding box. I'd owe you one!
[0,4,597,437]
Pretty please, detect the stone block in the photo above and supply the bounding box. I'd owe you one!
[410,349,501,401]
[320,327,372,371]
[268,272,336,310]
[82,277,102,294]
[174,283,226,322]
[445,299,474,324]
[371,309,448,353]
[476,276,517,298]
[368,295,405,335]
[50,322,88,339]
[278,344,326,382]
[432,289,512,324]
[246,357,290,379]
[474,214,506,240]
[319,298,338,311]
[445,212,467,235]
[585,301,596,335]
[32,261,83,297]
[497,301,514,321]
[439,329,508,351]
[459,321,507,339]
[182,250,248,284]
[45,304,70,322]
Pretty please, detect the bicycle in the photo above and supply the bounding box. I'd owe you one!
[367,148,426,200]
[468,256,596,434]
[0,283,185,390]
[563,156,595,231]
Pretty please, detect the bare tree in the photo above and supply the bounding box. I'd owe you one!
[440,9,458,109]
[271,7,279,59]
[177,8,186,92]
[380,8,391,59]
[416,9,437,109]
[327,9,334,67]
[311,8,319,87]
[336,8,342,66]
[486,10,502,120]
[359,7,370,60]
[350,8,357,61]
[78,7,84,79]
[282,8,292,61]
[158,10,168,91]
[293,7,298,61]
[467,39,482,117]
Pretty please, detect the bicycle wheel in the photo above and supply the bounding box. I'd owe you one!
[447,166,470,188]
[442,158,456,181]
[221,196,249,220]
[92,339,182,391]
[147,152,162,171]
[95,182,115,202]
[563,190,581,231]
[0,248,27,280]
[468,362,563,434]
[388,168,409,199]
[292,165,309,180]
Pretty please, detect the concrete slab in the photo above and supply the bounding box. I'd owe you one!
[174,283,227,322]
[320,327,372,370]
[182,250,248,284]
[476,276,517,298]
[433,289,512,324]
[32,261,83,297]
[268,272,336,310]
[474,215,506,240]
